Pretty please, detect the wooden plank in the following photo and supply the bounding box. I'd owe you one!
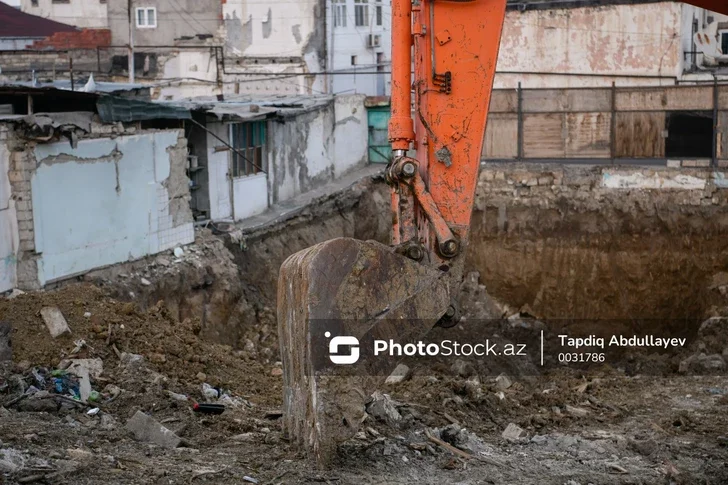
[718,111,728,159]
[522,89,610,113]
[522,90,568,113]
[615,112,665,158]
[719,87,728,111]
[482,113,518,159]
[565,112,611,158]
[489,90,518,113]
[567,89,612,112]
[523,113,565,158]
[615,86,713,112]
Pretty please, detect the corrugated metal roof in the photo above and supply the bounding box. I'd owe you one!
[0,2,77,38]
[166,94,334,121]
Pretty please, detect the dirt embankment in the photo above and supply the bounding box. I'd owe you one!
[469,164,728,321]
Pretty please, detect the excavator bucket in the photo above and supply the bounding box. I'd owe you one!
[277,238,450,464]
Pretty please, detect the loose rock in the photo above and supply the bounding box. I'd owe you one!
[385,364,411,385]
[126,411,181,449]
[40,307,71,338]
[502,423,527,441]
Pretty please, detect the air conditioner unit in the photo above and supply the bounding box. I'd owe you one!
[367,34,382,48]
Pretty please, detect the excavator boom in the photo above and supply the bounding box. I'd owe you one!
[278,0,728,464]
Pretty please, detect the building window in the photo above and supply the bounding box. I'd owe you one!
[333,0,347,28]
[376,0,382,26]
[355,0,369,27]
[135,7,157,28]
[721,31,728,55]
[51,0,70,3]
[351,55,357,65]
[231,121,267,177]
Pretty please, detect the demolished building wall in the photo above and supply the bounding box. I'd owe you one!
[496,2,685,88]
[1,119,194,290]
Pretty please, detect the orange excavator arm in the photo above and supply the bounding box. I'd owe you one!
[387,0,728,326]
[277,0,728,463]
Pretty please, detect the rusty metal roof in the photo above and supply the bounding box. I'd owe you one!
[0,1,77,38]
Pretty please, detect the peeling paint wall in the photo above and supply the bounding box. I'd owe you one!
[268,97,369,205]
[0,133,18,293]
[269,106,335,204]
[334,94,369,174]
[221,0,326,94]
[495,2,684,88]
[29,130,194,286]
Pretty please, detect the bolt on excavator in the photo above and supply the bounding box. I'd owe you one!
[277,0,728,464]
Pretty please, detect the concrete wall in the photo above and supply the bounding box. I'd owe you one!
[0,131,18,293]
[327,0,392,96]
[20,0,107,28]
[221,0,326,94]
[2,128,194,288]
[269,105,334,205]
[108,0,220,46]
[233,173,267,220]
[334,94,368,174]
[495,2,685,88]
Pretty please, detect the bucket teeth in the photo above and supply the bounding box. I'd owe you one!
[277,238,449,464]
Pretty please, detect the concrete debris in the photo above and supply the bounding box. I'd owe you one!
[202,383,219,400]
[166,390,188,402]
[119,353,145,372]
[174,247,185,258]
[66,448,93,461]
[126,411,181,449]
[243,476,259,484]
[140,278,151,286]
[0,449,28,473]
[83,312,92,318]
[40,307,71,338]
[464,376,482,400]
[385,364,411,385]
[502,423,527,441]
[6,289,25,300]
[494,374,512,391]
[565,405,589,418]
[366,391,402,427]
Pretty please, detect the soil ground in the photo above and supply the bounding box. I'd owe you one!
[2,278,727,484]
[2,174,728,484]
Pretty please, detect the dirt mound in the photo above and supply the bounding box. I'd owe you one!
[2,284,281,407]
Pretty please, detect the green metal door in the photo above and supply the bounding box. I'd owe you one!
[367,104,392,164]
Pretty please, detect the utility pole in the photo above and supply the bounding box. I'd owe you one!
[128,0,135,83]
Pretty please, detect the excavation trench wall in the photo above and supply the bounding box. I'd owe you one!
[470,164,728,321]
